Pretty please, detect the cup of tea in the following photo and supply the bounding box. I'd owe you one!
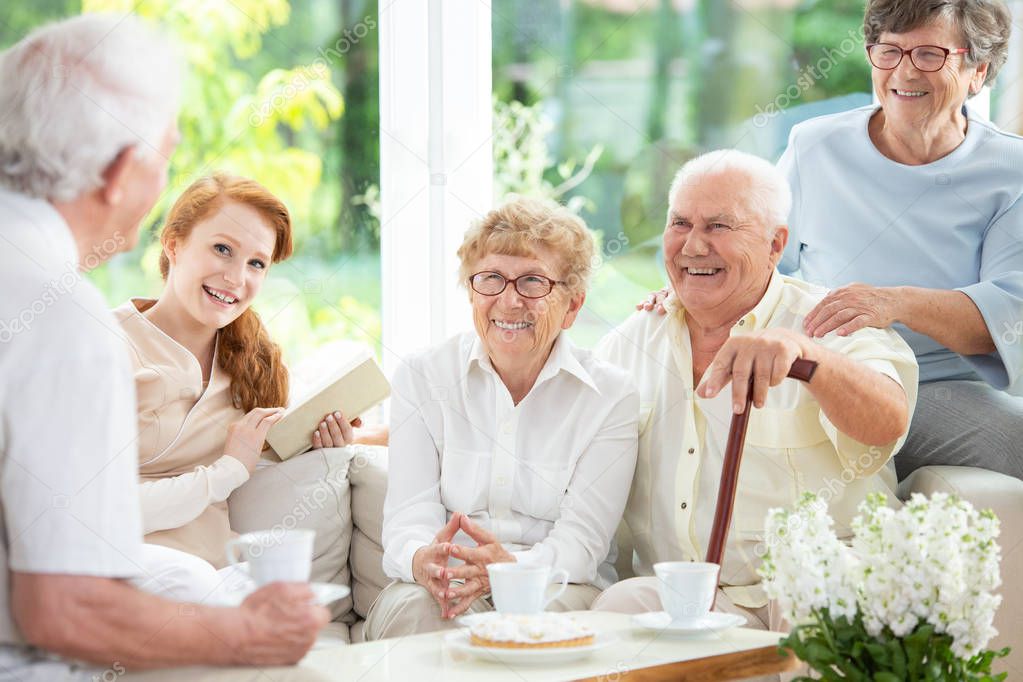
[225,528,315,585]
[653,561,718,622]
[487,563,570,614]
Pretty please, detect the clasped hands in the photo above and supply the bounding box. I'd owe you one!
[411,512,514,619]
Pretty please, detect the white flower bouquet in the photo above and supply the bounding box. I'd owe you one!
[758,492,1009,681]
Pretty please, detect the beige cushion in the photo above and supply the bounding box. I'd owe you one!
[899,465,1023,677]
[351,528,388,618]
[228,448,355,622]
[318,621,350,646]
[348,445,390,618]
[613,521,635,581]
[349,620,366,644]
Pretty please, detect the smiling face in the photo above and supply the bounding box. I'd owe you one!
[872,20,988,126]
[164,200,277,332]
[469,248,584,370]
[663,170,786,325]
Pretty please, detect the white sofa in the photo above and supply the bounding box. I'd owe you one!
[227,447,1023,675]
[228,445,390,644]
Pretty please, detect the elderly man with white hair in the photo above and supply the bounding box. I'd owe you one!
[591,150,919,634]
[0,14,327,681]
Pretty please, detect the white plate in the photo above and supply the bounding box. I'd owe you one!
[221,582,350,607]
[445,630,616,665]
[631,611,746,636]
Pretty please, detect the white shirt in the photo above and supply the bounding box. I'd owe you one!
[382,332,639,589]
[596,272,918,607]
[0,188,144,654]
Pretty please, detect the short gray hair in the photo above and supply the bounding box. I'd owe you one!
[0,14,181,201]
[667,149,791,229]
[864,0,1012,88]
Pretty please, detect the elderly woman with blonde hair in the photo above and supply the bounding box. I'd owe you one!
[364,196,639,639]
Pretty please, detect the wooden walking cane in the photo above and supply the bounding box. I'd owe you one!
[704,357,818,606]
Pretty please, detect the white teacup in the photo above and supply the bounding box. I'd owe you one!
[487,563,569,614]
[653,561,719,622]
[225,529,315,586]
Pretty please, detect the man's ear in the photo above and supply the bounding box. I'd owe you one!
[769,225,789,263]
[100,145,136,206]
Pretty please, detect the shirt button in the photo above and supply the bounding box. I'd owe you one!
[687,447,695,455]
[496,475,507,486]
[680,501,688,510]
[502,423,513,434]
[738,319,745,326]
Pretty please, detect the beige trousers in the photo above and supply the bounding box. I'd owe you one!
[591,577,802,682]
[363,580,602,641]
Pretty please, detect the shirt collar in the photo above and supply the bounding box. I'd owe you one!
[664,269,784,332]
[0,185,79,269]
[462,331,601,395]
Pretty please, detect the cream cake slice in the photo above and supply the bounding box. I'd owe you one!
[469,613,595,649]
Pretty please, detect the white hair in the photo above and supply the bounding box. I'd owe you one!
[0,14,181,201]
[667,149,792,229]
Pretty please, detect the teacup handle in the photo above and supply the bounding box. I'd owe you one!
[225,536,252,573]
[542,568,570,609]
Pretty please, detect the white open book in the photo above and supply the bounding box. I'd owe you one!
[267,345,390,460]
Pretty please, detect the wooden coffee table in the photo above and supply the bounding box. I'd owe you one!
[300,611,800,680]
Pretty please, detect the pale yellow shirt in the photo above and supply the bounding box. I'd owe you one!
[596,272,919,607]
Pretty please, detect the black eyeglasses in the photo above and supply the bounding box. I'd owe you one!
[866,43,969,72]
[469,271,565,299]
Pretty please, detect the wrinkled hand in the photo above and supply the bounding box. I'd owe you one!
[225,407,286,472]
[412,513,462,615]
[444,515,515,619]
[697,329,810,413]
[310,410,361,449]
[636,287,671,315]
[803,283,899,338]
[236,582,329,665]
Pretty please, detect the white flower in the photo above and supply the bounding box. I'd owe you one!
[760,491,1003,659]
[759,493,859,622]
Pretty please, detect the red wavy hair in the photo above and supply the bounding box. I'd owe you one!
[155,173,293,411]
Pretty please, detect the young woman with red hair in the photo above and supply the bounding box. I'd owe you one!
[114,173,377,602]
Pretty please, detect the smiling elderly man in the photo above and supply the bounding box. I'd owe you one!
[591,150,919,632]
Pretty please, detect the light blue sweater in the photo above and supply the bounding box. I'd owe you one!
[778,104,1023,389]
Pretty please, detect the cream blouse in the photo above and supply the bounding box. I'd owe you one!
[114,299,250,568]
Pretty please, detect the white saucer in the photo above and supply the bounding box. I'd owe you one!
[631,611,746,636]
[445,630,616,665]
[221,582,350,607]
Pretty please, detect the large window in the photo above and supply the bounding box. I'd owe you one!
[4,1,1022,359]
[490,0,1020,348]
[492,0,874,347]
[1,0,383,364]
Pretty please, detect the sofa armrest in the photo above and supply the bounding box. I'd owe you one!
[897,465,1023,678]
